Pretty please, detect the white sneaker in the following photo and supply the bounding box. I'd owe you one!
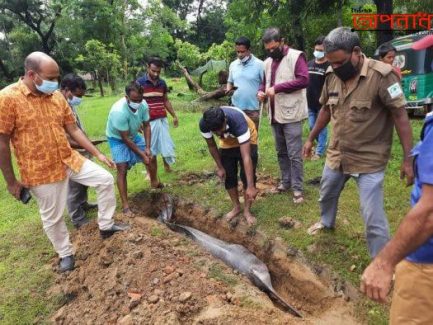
[307,221,327,235]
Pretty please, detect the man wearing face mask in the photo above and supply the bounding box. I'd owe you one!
[304,27,413,258]
[106,81,152,216]
[257,27,309,204]
[307,36,330,160]
[60,73,98,229]
[0,52,128,273]
[226,36,264,131]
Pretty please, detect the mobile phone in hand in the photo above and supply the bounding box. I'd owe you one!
[20,187,32,204]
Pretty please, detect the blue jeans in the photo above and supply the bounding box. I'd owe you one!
[319,165,390,257]
[308,109,328,156]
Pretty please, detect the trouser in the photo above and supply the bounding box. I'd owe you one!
[67,180,89,226]
[308,108,328,156]
[271,121,303,192]
[30,159,116,258]
[243,110,260,132]
[390,260,433,324]
[319,165,389,257]
[220,145,258,190]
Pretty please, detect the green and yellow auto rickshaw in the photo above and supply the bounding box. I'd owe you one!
[375,32,433,116]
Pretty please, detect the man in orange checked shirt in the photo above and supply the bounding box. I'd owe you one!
[0,52,128,273]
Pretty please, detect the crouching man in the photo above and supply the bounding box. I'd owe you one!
[199,106,259,225]
[106,81,152,216]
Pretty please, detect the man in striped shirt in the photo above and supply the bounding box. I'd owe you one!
[137,57,178,188]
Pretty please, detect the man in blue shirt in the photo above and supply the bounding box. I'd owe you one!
[361,112,433,323]
[106,81,151,216]
[227,37,264,131]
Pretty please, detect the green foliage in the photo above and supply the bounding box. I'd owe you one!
[174,39,204,69]
[204,40,234,68]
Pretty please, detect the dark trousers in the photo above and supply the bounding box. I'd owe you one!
[67,180,88,226]
[220,145,258,189]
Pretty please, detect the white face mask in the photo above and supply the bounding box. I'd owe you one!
[313,50,325,59]
[241,55,250,63]
[128,101,141,111]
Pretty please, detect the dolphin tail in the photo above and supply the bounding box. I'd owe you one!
[267,288,303,318]
[252,272,303,318]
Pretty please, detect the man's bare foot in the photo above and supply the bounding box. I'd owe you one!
[151,182,164,189]
[163,163,172,173]
[244,211,257,226]
[225,206,241,222]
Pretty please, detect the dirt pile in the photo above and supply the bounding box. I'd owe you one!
[48,189,361,324]
[50,216,297,324]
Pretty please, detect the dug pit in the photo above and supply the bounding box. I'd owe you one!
[49,191,361,324]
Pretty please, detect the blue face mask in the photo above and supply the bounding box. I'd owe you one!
[313,50,325,59]
[34,74,58,94]
[68,96,82,107]
[128,101,142,111]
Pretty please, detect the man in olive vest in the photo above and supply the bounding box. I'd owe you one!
[258,27,309,204]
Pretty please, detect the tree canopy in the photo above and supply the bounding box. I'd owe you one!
[0,0,430,89]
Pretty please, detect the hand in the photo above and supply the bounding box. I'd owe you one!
[216,167,226,182]
[96,153,116,169]
[400,158,414,186]
[142,148,152,165]
[7,179,24,200]
[303,139,314,159]
[173,116,179,128]
[265,87,275,97]
[257,91,266,102]
[245,186,259,202]
[360,258,394,303]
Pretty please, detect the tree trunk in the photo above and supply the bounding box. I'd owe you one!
[374,0,393,46]
[289,0,305,50]
[179,66,227,101]
[97,71,105,97]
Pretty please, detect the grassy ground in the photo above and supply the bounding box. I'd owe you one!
[0,77,424,324]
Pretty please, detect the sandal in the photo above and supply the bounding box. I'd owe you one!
[307,221,327,235]
[293,192,304,204]
[151,182,165,189]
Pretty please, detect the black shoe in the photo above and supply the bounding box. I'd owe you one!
[73,218,90,229]
[59,255,75,273]
[100,223,130,239]
[82,202,98,211]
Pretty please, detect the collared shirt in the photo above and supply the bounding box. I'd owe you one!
[199,106,258,149]
[228,54,264,110]
[320,55,406,173]
[0,79,85,186]
[106,97,150,140]
[406,113,433,263]
[136,74,167,121]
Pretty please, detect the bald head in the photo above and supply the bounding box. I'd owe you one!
[24,51,59,73]
[23,52,60,94]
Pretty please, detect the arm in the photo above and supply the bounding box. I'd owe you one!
[361,184,433,302]
[0,134,22,199]
[239,141,258,201]
[205,137,225,181]
[142,121,152,160]
[271,54,309,95]
[303,106,331,157]
[391,107,414,185]
[163,94,178,128]
[64,123,115,168]
[119,129,150,164]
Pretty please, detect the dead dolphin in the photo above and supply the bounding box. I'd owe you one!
[166,222,303,318]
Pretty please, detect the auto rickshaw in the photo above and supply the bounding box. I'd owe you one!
[375,31,433,116]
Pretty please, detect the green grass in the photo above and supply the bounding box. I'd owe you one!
[0,77,425,324]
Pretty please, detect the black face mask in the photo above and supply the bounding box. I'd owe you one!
[267,47,284,60]
[333,56,358,81]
